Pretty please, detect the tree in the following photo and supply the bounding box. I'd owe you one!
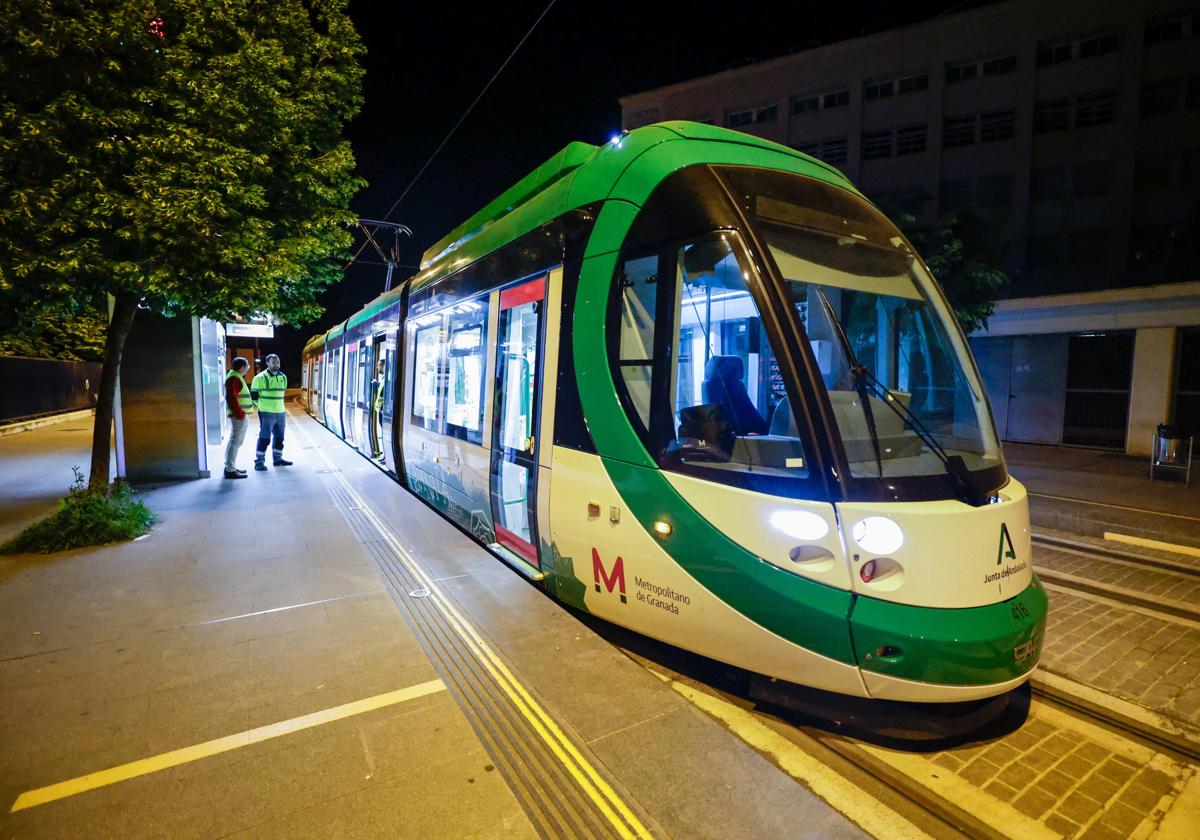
[0,298,107,361]
[895,212,1009,335]
[0,0,364,489]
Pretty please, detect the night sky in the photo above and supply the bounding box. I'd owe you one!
[271,0,984,372]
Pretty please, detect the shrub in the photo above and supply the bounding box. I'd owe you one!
[0,468,155,554]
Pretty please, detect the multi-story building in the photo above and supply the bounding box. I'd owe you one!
[619,0,1200,456]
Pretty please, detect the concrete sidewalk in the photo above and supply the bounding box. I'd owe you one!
[1005,442,1200,548]
[0,411,867,839]
[0,422,535,838]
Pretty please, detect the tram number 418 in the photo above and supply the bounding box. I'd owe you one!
[1010,601,1030,621]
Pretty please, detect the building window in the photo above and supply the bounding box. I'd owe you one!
[1037,41,1073,66]
[727,110,753,128]
[794,136,848,166]
[1034,98,1071,133]
[1078,32,1119,58]
[1031,166,1071,201]
[943,115,976,147]
[982,55,1017,75]
[1075,91,1117,127]
[1135,153,1176,193]
[946,61,978,84]
[1145,13,1197,44]
[947,54,1016,83]
[791,96,819,115]
[975,174,1013,208]
[979,110,1015,142]
[819,136,848,165]
[864,73,927,102]
[792,89,849,116]
[755,104,778,123]
[823,90,849,108]
[895,124,927,155]
[862,130,893,160]
[864,79,894,100]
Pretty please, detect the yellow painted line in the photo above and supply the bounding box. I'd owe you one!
[651,670,931,840]
[1103,531,1200,559]
[10,679,446,813]
[293,416,652,839]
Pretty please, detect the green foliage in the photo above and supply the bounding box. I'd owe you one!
[0,467,155,554]
[895,213,1009,335]
[0,299,106,361]
[0,0,366,327]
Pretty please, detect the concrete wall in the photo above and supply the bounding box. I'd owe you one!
[1127,327,1179,456]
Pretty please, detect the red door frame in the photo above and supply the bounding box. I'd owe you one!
[492,275,547,566]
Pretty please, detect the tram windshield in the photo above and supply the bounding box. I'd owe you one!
[717,167,1004,482]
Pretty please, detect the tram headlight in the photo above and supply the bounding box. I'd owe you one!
[769,510,829,541]
[852,517,904,555]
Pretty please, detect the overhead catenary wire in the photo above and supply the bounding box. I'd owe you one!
[344,0,559,271]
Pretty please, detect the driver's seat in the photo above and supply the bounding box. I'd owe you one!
[702,355,767,436]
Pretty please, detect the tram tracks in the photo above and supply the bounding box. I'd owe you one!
[1030,532,1200,623]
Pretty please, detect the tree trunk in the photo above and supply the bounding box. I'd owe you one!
[89,293,138,491]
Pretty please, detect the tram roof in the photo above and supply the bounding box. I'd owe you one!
[408,120,854,292]
[315,121,856,348]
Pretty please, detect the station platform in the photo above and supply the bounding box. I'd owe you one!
[0,410,865,839]
[1005,442,1200,550]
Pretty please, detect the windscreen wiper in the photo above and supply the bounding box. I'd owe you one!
[812,289,990,506]
[814,289,884,479]
[855,366,992,507]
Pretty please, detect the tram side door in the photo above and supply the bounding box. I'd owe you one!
[490,275,546,568]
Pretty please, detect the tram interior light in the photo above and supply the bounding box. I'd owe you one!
[769,510,829,541]
[852,516,904,555]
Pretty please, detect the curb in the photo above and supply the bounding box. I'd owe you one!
[0,409,95,438]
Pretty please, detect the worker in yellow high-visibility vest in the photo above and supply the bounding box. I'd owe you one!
[223,357,254,479]
[251,354,293,471]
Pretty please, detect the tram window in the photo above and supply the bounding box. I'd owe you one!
[412,322,444,431]
[615,254,660,430]
[445,299,489,443]
[358,345,370,408]
[326,350,340,399]
[346,346,358,405]
[665,234,808,478]
[381,346,396,421]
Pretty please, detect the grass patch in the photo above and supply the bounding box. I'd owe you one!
[1,467,156,554]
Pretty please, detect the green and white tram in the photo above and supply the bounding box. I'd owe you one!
[302,121,1046,702]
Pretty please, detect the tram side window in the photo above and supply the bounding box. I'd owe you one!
[412,322,444,431]
[445,299,489,444]
[358,344,370,409]
[326,349,340,400]
[666,234,807,478]
[346,346,359,407]
[611,231,810,486]
[615,254,660,430]
[381,345,396,421]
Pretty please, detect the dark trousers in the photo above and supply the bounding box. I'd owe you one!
[256,412,286,464]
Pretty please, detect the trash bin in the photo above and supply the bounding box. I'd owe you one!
[1150,423,1193,486]
[1156,424,1184,464]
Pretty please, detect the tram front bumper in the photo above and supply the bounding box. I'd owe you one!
[848,576,1048,699]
